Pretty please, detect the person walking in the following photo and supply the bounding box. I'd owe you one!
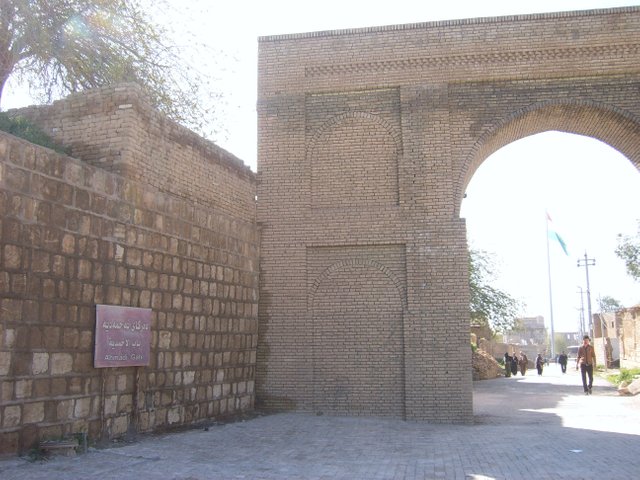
[558,351,568,373]
[519,352,528,376]
[576,335,597,395]
[510,354,519,377]
[535,353,544,375]
[504,352,512,377]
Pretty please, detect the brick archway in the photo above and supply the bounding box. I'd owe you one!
[256,7,640,422]
[457,99,640,215]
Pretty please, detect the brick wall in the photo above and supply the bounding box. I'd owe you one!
[12,84,255,222]
[257,7,640,422]
[0,87,258,454]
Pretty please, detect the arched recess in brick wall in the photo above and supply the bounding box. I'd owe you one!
[308,112,401,209]
[309,259,406,418]
[456,100,640,216]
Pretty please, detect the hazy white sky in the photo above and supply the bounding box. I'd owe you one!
[4,0,639,333]
[461,133,639,333]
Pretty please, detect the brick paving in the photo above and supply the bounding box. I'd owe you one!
[2,365,639,480]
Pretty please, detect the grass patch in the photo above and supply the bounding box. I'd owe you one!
[606,367,640,386]
[0,112,70,155]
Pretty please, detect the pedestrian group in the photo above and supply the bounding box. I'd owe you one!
[503,351,528,377]
[502,335,596,395]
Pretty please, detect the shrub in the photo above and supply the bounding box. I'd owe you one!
[607,367,640,386]
[0,112,70,155]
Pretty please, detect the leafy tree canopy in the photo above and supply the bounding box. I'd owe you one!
[598,295,623,313]
[616,220,640,283]
[469,249,521,335]
[0,0,224,137]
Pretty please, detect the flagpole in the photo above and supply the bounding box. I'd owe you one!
[546,213,556,360]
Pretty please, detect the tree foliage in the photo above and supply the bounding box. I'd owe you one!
[469,249,520,334]
[0,0,223,136]
[598,295,623,313]
[616,221,640,282]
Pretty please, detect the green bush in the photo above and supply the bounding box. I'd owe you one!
[0,112,70,155]
[607,367,640,386]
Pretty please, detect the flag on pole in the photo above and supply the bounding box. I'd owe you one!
[546,211,569,256]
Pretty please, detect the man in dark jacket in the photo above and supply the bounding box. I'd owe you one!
[558,351,568,373]
[504,352,511,377]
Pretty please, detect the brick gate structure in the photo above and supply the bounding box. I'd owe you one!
[256,7,640,422]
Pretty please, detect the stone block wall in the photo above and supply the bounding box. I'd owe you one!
[12,84,255,221]
[0,87,258,454]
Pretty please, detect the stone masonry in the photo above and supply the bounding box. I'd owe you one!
[0,85,258,454]
[256,6,640,422]
[4,6,640,456]
[620,305,640,368]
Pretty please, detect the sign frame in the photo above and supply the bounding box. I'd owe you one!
[94,305,152,368]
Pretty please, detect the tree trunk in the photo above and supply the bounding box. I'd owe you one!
[0,74,7,109]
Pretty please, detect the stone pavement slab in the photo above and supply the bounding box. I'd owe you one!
[2,365,639,480]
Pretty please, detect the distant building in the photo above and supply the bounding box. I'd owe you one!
[619,305,640,368]
[592,305,640,368]
[556,331,583,346]
[504,316,547,347]
[593,311,622,339]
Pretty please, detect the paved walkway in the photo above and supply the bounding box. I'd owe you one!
[2,365,639,479]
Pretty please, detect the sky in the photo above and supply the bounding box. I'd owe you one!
[3,0,639,333]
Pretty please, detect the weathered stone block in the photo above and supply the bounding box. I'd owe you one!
[117,394,132,413]
[183,371,195,385]
[1,380,14,402]
[79,330,93,349]
[56,399,74,421]
[167,406,182,424]
[3,405,21,427]
[212,384,223,400]
[32,378,50,397]
[15,379,32,399]
[68,377,83,395]
[73,397,91,418]
[32,352,49,375]
[42,327,60,349]
[111,415,129,435]
[77,259,92,280]
[51,378,67,396]
[32,251,50,273]
[23,402,45,423]
[103,395,118,416]
[0,351,11,375]
[61,329,79,349]
[116,374,128,392]
[3,244,22,269]
[51,353,73,375]
[4,328,16,348]
[0,271,9,293]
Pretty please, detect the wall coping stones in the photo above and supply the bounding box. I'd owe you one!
[259,6,640,41]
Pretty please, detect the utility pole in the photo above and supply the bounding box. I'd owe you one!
[596,295,610,371]
[577,252,604,370]
[577,253,595,339]
[577,286,585,337]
